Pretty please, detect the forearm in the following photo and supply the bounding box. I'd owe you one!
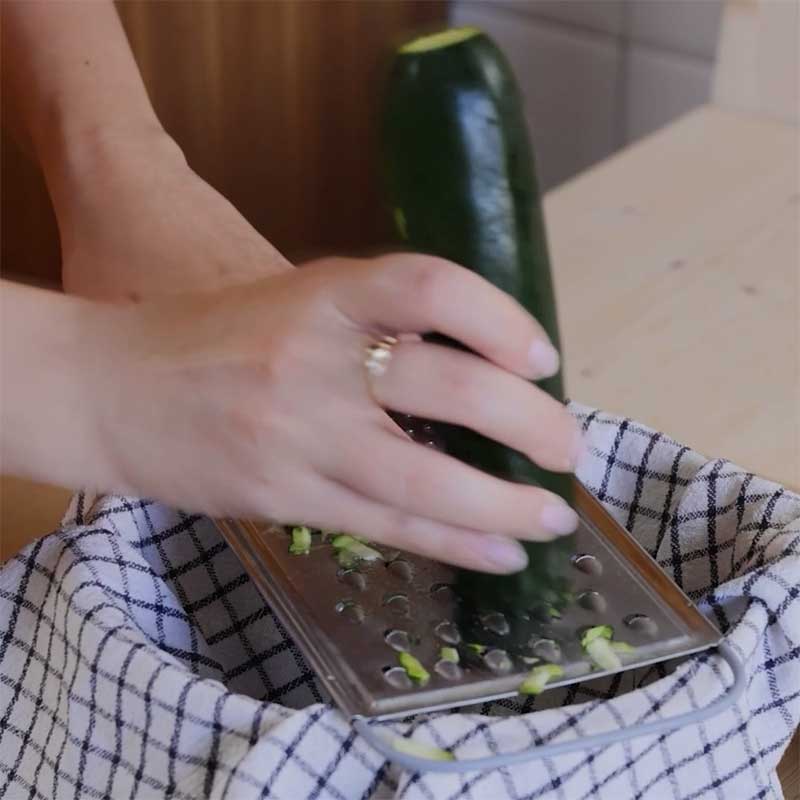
[1,0,161,172]
[0,280,119,490]
[3,1,291,300]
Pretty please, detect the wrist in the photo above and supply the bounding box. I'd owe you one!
[0,281,127,492]
[41,120,187,207]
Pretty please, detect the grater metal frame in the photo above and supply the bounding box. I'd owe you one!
[215,478,744,771]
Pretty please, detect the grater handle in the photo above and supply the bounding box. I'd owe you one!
[352,642,745,774]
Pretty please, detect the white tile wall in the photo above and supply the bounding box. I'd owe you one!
[492,0,627,36]
[625,43,713,142]
[450,0,723,187]
[628,0,723,59]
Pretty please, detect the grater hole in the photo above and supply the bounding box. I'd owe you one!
[384,629,411,652]
[386,558,414,583]
[480,611,510,636]
[420,423,444,451]
[403,418,444,450]
[434,659,463,681]
[530,638,562,663]
[430,583,458,603]
[624,613,658,636]
[572,553,603,576]
[337,569,367,592]
[434,621,461,645]
[335,600,365,624]
[578,590,607,614]
[483,649,513,674]
[383,666,413,690]
[383,592,410,617]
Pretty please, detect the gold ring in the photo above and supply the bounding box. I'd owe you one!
[364,335,398,378]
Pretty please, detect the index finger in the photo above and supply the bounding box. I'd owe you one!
[330,254,561,381]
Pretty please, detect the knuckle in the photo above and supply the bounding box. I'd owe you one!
[406,259,450,312]
[394,461,429,510]
[441,358,488,418]
[383,507,419,540]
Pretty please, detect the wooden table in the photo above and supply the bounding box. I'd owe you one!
[546,104,799,798]
[549,104,799,491]
[2,103,797,793]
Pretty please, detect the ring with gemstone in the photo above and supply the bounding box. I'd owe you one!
[364,335,398,378]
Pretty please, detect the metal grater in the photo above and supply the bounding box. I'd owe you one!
[215,480,728,717]
[215,478,746,770]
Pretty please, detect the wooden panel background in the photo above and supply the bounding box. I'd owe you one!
[1,0,446,284]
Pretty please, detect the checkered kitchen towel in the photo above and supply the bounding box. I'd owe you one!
[1,405,798,799]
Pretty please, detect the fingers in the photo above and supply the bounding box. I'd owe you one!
[327,254,561,381]
[288,476,530,573]
[333,430,579,541]
[371,341,582,473]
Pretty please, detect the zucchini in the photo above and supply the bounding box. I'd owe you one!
[382,26,574,613]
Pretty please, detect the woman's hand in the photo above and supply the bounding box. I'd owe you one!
[90,254,581,573]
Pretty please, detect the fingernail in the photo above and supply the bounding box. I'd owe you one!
[540,503,579,535]
[483,535,529,572]
[528,339,560,378]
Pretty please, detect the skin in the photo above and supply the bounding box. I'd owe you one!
[0,1,582,573]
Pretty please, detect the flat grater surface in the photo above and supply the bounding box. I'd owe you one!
[216,479,721,721]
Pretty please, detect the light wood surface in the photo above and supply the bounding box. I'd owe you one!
[548,104,799,492]
[0,478,70,562]
[2,103,797,793]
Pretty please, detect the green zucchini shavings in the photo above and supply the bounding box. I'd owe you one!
[581,625,622,670]
[392,736,455,761]
[331,534,383,563]
[439,647,459,664]
[519,663,564,695]
[580,625,613,648]
[398,652,430,685]
[288,526,312,556]
[466,643,487,655]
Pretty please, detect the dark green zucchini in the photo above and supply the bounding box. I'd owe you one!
[382,26,574,615]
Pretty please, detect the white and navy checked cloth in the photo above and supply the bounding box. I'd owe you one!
[1,405,798,800]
